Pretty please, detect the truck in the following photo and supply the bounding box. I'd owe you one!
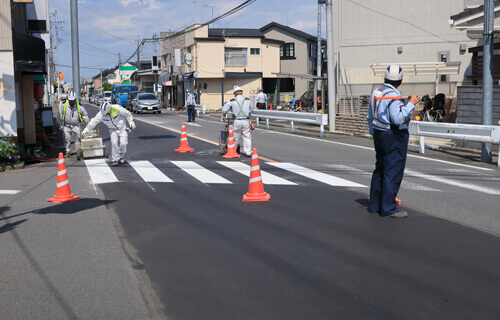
[111,84,139,107]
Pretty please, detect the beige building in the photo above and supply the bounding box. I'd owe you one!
[160,25,282,110]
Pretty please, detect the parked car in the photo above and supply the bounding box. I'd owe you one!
[126,91,145,111]
[89,93,96,104]
[103,91,112,103]
[96,93,103,105]
[132,93,161,114]
[295,90,328,112]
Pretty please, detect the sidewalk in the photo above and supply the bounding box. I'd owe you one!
[0,122,154,318]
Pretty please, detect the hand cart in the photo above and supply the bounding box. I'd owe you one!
[219,113,235,154]
[77,124,108,161]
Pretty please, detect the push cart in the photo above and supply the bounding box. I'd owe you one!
[219,113,235,154]
[77,124,108,160]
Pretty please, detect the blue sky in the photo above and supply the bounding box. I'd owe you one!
[49,0,324,82]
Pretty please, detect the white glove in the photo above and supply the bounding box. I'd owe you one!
[81,128,89,137]
[129,122,136,130]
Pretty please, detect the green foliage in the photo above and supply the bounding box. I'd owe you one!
[0,135,21,171]
[103,82,112,91]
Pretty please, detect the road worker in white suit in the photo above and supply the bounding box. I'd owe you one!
[82,102,136,166]
[222,86,255,157]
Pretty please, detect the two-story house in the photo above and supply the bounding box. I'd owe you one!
[259,22,326,103]
[160,25,282,110]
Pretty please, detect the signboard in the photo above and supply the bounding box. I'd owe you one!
[58,72,64,81]
[184,52,192,66]
[194,72,198,78]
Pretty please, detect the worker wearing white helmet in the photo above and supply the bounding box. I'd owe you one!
[58,90,89,157]
[366,64,420,218]
[221,86,255,157]
[82,101,136,166]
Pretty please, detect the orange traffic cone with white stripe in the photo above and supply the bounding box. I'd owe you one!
[223,125,240,159]
[175,122,194,153]
[243,148,270,202]
[47,153,81,203]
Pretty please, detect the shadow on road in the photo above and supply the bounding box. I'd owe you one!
[137,134,176,140]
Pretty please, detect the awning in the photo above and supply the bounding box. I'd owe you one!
[369,62,461,76]
[225,72,262,78]
[13,31,46,74]
[159,72,170,83]
[184,72,193,79]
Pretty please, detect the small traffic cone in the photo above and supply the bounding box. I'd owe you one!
[175,122,194,153]
[47,153,81,203]
[269,103,273,110]
[243,148,270,202]
[223,125,240,159]
[367,197,402,205]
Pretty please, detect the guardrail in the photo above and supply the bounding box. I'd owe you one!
[195,104,206,118]
[408,120,500,167]
[250,110,328,137]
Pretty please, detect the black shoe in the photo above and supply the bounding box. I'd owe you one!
[245,153,252,157]
[380,212,408,218]
[236,146,240,154]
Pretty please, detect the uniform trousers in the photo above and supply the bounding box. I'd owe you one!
[233,119,252,156]
[63,124,81,152]
[369,128,409,216]
[109,127,128,162]
[187,105,196,121]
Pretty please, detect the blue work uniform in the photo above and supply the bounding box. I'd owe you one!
[185,92,196,122]
[367,84,415,216]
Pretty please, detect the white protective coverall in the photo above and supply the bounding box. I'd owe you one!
[84,104,135,162]
[222,95,254,156]
[58,100,90,153]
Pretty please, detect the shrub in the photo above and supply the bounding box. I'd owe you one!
[0,135,21,172]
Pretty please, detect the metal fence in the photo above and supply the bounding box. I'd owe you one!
[337,95,362,116]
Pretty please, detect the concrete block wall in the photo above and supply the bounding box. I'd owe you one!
[456,86,500,149]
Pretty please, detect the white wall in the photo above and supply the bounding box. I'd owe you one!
[335,0,477,96]
[0,52,17,136]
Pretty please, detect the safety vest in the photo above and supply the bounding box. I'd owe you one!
[369,85,401,130]
[234,97,249,120]
[62,100,82,123]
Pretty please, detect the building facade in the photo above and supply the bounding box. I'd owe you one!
[160,25,282,110]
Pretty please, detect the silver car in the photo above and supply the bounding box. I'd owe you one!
[132,93,161,114]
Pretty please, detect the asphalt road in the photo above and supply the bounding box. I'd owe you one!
[80,103,500,319]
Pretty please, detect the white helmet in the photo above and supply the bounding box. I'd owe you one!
[67,90,77,100]
[233,86,243,94]
[384,64,403,81]
[100,101,111,115]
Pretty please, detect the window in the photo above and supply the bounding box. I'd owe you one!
[225,48,247,67]
[280,43,295,59]
[279,78,295,92]
[310,43,317,58]
[250,48,260,56]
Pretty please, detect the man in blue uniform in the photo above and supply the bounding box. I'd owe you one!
[185,89,196,122]
[367,65,420,218]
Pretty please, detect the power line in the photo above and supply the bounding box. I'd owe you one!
[57,27,121,56]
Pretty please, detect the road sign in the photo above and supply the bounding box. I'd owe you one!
[58,72,64,81]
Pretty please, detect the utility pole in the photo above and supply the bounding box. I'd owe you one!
[137,36,141,62]
[118,53,122,82]
[100,69,103,93]
[481,0,494,163]
[193,1,199,23]
[70,0,81,99]
[326,0,336,132]
[315,1,325,114]
[154,33,158,95]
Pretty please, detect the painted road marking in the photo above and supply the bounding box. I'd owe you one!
[129,161,173,183]
[217,161,297,185]
[85,159,119,184]
[171,161,232,184]
[185,122,201,127]
[0,190,21,195]
[269,163,366,188]
[326,164,441,192]
[405,169,500,195]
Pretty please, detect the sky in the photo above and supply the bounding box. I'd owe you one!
[49,0,325,83]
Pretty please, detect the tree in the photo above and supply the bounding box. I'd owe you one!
[103,82,112,92]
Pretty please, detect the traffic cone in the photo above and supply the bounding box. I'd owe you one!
[47,153,81,203]
[269,103,273,110]
[223,125,240,159]
[367,197,402,205]
[243,148,270,202]
[175,122,194,153]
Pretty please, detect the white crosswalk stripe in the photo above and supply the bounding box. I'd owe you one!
[326,164,441,191]
[85,159,119,184]
[217,161,296,185]
[171,161,232,184]
[129,161,173,183]
[269,163,366,188]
